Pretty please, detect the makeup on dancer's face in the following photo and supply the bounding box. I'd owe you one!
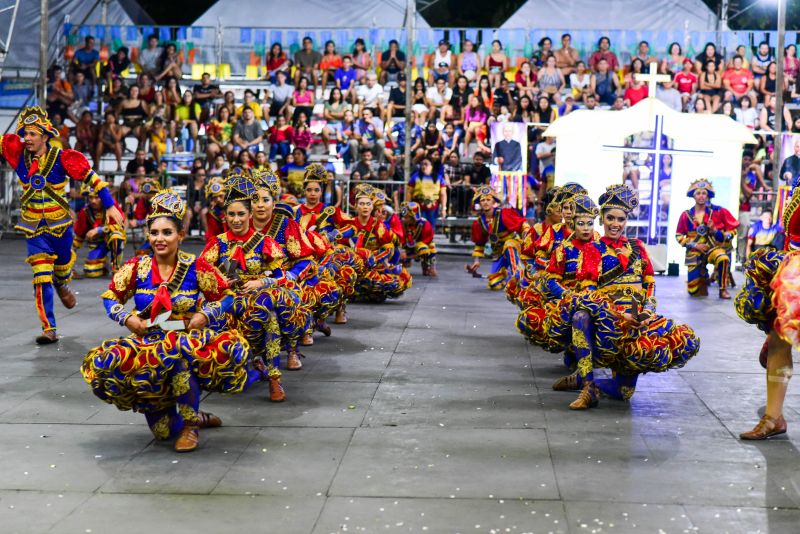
[603,209,627,238]
[225,201,251,235]
[148,217,182,256]
[574,217,594,240]
[252,190,274,220]
[694,190,708,203]
[356,198,373,216]
[23,128,46,153]
[479,197,495,211]
[561,202,574,220]
[304,182,322,205]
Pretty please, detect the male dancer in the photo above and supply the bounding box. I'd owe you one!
[1,107,123,343]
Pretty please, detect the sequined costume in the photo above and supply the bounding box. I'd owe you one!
[72,186,126,277]
[400,201,438,276]
[470,186,530,291]
[675,179,739,297]
[81,192,260,444]
[546,185,700,408]
[204,177,226,242]
[2,107,120,341]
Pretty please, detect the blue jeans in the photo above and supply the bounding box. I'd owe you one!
[421,207,439,229]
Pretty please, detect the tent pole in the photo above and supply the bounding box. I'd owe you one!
[403,0,415,193]
[773,0,786,190]
[38,0,48,105]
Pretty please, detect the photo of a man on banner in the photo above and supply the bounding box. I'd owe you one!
[490,122,528,211]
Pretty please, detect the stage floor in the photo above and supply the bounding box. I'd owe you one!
[0,239,798,534]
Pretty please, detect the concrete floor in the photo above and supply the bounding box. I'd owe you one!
[0,238,799,534]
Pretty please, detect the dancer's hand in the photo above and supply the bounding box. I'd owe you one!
[694,243,710,253]
[186,313,208,331]
[125,316,149,336]
[106,205,125,226]
[621,313,641,328]
[242,279,265,292]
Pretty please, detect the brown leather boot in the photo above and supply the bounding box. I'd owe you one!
[316,320,332,337]
[35,330,59,345]
[269,377,286,402]
[334,306,347,324]
[301,333,314,346]
[56,285,77,309]
[198,412,222,428]
[569,382,599,410]
[427,266,438,277]
[740,414,787,440]
[552,372,581,391]
[719,288,731,299]
[286,349,303,370]
[174,426,199,452]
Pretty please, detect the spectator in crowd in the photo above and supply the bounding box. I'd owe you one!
[106,79,127,118]
[70,36,99,83]
[785,44,800,86]
[380,39,406,85]
[155,43,183,83]
[746,211,784,260]
[538,54,565,105]
[515,61,538,101]
[357,73,384,118]
[268,114,293,162]
[751,41,773,81]
[386,73,407,122]
[411,77,429,124]
[429,39,454,87]
[694,42,723,75]
[722,56,756,108]
[634,40,658,66]
[674,58,698,110]
[46,65,74,120]
[232,106,264,157]
[758,61,787,103]
[173,90,202,151]
[183,167,208,234]
[445,75,470,125]
[280,147,310,195]
[594,58,620,105]
[535,95,558,124]
[475,75,494,109]
[148,117,168,162]
[699,59,722,112]
[657,77,682,112]
[458,40,480,82]
[149,90,169,124]
[322,87,348,146]
[692,97,709,114]
[624,74,648,107]
[209,153,229,177]
[291,111,313,151]
[95,110,124,171]
[493,77,516,112]
[536,136,557,180]
[117,85,148,149]
[661,42,686,74]
[440,122,461,161]
[265,43,290,83]
[464,151,491,185]
[138,34,162,79]
[734,95,759,129]
[335,55,359,105]
[531,37,553,68]
[294,36,322,88]
[291,77,316,122]
[555,33,579,77]
[193,72,221,122]
[352,38,373,82]
[583,93,599,110]
[760,94,794,136]
[485,40,508,89]
[163,76,182,110]
[624,58,645,88]
[513,94,536,122]
[236,89,264,120]
[569,61,594,102]
[780,138,800,185]
[350,107,387,163]
[102,46,131,92]
[718,100,736,119]
[462,93,489,154]
[125,148,157,178]
[589,36,619,72]
[320,40,343,89]
[266,70,293,120]
[406,157,447,227]
[426,77,452,121]
[137,72,157,104]
[73,110,97,155]
[72,70,94,113]
[353,149,378,180]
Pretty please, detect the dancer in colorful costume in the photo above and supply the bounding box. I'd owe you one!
[294,163,358,326]
[0,107,124,344]
[735,188,800,439]
[467,185,530,291]
[72,183,126,278]
[400,201,438,276]
[200,173,289,402]
[675,179,738,299]
[250,168,316,368]
[81,190,262,452]
[546,184,700,410]
[204,176,226,241]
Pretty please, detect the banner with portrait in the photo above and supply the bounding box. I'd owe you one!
[489,122,528,211]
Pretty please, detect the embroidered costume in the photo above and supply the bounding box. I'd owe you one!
[400,201,438,276]
[72,184,126,277]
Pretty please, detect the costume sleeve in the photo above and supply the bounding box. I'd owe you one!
[0,134,24,168]
[195,256,234,323]
[520,224,542,258]
[73,209,89,249]
[101,256,139,326]
[419,221,435,245]
[501,208,530,235]
[637,240,657,312]
[713,207,739,242]
[541,244,569,299]
[675,211,693,248]
[534,226,555,270]
[471,219,487,257]
[199,236,221,267]
[261,237,288,275]
[61,149,115,209]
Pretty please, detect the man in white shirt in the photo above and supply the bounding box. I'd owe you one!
[425,77,453,122]
[656,79,682,112]
[138,34,162,78]
[357,73,384,119]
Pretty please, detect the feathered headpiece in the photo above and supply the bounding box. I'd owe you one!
[572,194,600,218]
[303,163,329,185]
[147,190,186,224]
[140,177,162,195]
[224,173,258,206]
[472,184,501,204]
[599,184,639,214]
[687,178,715,199]
[17,106,59,139]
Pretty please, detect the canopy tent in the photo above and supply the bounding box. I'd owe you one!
[500,0,720,31]
[5,0,153,70]
[542,98,756,270]
[193,0,431,29]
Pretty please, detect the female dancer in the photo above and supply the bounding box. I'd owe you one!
[82,190,263,452]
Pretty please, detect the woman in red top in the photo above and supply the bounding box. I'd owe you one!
[623,77,648,107]
[319,40,343,90]
[514,61,538,100]
[291,111,313,151]
[265,43,289,83]
[268,115,294,162]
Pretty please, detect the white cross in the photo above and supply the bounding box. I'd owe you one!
[635,62,672,117]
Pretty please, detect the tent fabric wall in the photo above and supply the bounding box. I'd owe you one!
[500,0,719,31]
[193,0,431,29]
[5,0,152,71]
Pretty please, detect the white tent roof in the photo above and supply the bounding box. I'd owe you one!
[5,0,152,70]
[500,0,719,31]
[543,98,756,146]
[194,0,430,29]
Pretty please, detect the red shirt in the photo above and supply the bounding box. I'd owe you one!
[674,72,697,94]
[624,85,648,106]
[588,50,619,72]
[723,68,753,95]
